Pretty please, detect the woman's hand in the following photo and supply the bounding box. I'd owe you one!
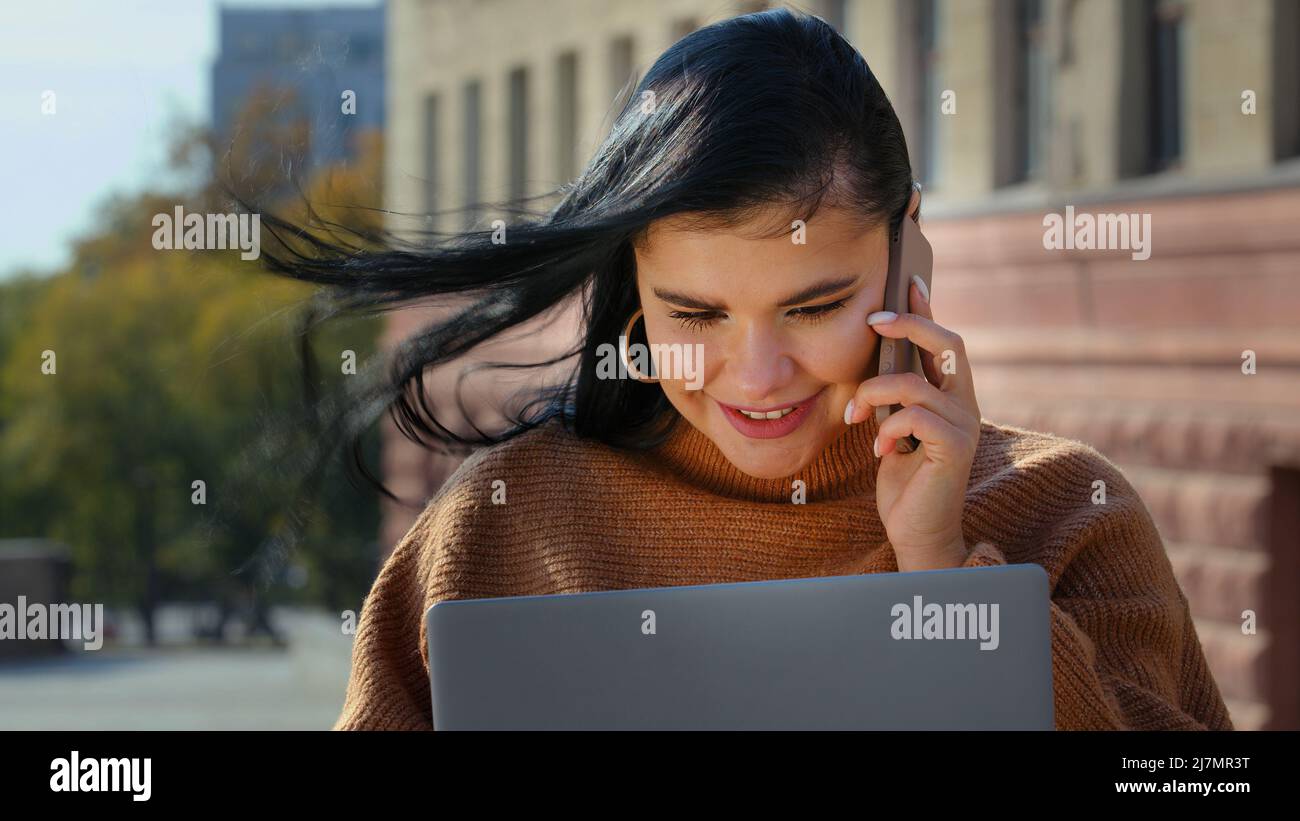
[844,276,982,572]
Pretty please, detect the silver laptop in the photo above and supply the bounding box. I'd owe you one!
[426,563,1054,730]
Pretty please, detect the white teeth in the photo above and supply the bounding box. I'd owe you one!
[738,406,795,420]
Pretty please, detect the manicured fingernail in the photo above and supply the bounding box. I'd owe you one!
[873,435,881,457]
[843,399,855,425]
[911,275,929,302]
[866,310,898,325]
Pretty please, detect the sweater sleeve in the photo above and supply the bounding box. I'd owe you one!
[333,503,442,731]
[960,504,1235,731]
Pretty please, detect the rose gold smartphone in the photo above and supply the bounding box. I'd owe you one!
[874,212,933,453]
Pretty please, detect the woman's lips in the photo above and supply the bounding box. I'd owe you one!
[715,388,825,440]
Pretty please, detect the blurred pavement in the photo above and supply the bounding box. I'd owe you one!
[0,607,353,730]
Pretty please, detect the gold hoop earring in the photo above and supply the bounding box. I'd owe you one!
[618,308,660,383]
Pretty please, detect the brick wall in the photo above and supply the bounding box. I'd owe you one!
[928,184,1300,729]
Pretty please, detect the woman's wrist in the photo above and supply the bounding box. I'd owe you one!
[895,537,969,573]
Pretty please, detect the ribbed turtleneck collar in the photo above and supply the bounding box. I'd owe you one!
[647,408,883,503]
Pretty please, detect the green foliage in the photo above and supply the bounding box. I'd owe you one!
[0,106,386,621]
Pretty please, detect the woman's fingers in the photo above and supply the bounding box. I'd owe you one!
[875,404,976,462]
[853,279,983,442]
[867,308,974,401]
[849,371,972,431]
[908,277,943,387]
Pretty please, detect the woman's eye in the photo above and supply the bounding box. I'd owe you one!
[668,299,849,330]
[788,298,848,322]
[668,310,722,330]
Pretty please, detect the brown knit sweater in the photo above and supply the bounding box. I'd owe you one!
[335,410,1234,731]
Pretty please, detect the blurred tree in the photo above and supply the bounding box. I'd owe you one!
[0,88,385,642]
[0,273,56,534]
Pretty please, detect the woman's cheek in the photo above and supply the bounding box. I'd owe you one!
[675,337,724,394]
[797,318,877,385]
[641,318,719,391]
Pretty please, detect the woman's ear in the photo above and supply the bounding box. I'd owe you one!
[906,185,922,221]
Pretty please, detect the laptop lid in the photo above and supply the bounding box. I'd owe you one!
[426,563,1054,730]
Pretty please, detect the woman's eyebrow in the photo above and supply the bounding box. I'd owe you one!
[775,275,860,307]
[653,275,862,311]
[651,287,725,310]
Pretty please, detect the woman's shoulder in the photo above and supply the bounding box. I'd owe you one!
[413,416,624,521]
[972,417,1130,486]
[446,415,617,482]
[964,417,1167,577]
[968,417,1150,526]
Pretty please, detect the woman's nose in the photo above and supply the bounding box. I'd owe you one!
[727,327,795,402]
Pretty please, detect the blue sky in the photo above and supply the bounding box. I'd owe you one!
[0,0,381,280]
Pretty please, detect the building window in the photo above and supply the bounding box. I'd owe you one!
[1272,0,1300,159]
[1010,0,1049,183]
[1266,466,1300,729]
[609,36,636,113]
[423,93,440,220]
[508,66,530,204]
[1147,0,1185,172]
[1060,0,1079,66]
[462,79,482,229]
[556,51,580,183]
[917,0,942,187]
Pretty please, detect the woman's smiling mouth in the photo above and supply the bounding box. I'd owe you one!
[714,388,826,439]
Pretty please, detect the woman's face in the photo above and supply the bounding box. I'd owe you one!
[633,203,891,479]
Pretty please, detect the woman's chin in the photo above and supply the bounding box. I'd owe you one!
[733,460,804,480]
[716,439,820,481]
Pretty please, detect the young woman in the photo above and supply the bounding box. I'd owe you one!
[263,8,1232,730]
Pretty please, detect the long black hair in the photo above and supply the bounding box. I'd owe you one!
[254,6,915,505]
